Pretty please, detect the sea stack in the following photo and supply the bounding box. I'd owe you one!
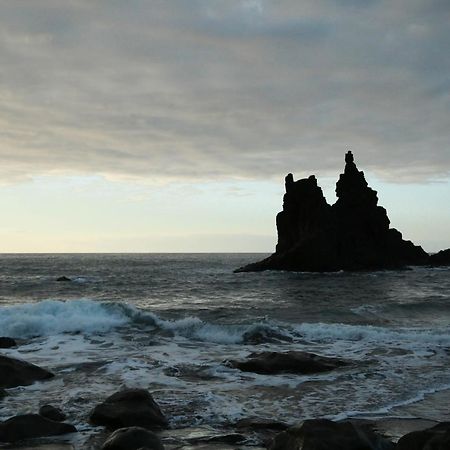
[236,151,429,272]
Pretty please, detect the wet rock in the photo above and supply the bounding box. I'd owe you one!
[0,355,54,389]
[227,351,348,375]
[56,276,71,282]
[39,405,67,422]
[0,389,6,400]
[429,248,450,266]
[236,151,429,272]
[396,422,450,450]
[0,414,76,443]
[101,426,164,450]
[90,388,168,431]
[269,419,394,450]
[0,337,17,348]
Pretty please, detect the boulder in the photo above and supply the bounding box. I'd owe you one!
[429,248,450,266]
[90,389,168,431]
[0,337,17,348]
[39,404,67,422]
[101,427,164,450]
[236,151,430,272]
[396,422,450,450]
[0,355,54,389]
[227,351,348,375]
[0,414,76,443]
[269,419,394,450]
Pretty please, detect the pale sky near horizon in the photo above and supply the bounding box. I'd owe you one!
[0,0,449,253]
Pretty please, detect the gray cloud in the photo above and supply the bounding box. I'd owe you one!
[0,0,449,183]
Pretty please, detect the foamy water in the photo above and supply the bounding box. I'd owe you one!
[0,254,449,448]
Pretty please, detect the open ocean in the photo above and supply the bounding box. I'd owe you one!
[1,253,450,448]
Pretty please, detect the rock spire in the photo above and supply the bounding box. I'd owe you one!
[236,152,435,272]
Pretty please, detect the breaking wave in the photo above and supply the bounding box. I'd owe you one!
[0,299,292,344]
[1,299,449,348]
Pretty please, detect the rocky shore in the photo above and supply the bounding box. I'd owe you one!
[236,152,450,273]
[1,339,449,449]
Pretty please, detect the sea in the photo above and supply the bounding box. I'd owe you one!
[0,253,449,448]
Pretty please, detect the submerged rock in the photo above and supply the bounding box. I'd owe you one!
[396,422,450,450]
[56,276,71,282]
[0,337,17,348]
[226,351,348,375]
[90,388,168,431]
[39,404,67,422]
[101,426,164,450]
[0,414,76,443]
[269,419,394,450]
[236,151,431,272]
[0,355,54,389]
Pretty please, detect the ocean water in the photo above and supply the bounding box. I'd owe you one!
[0,253,449,447]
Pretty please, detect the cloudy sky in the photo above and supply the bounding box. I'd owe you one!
[1,0,449,252]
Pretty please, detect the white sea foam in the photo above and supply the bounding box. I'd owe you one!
[0,299,292,344]
[295,322,450,346]
[2,299,448,350]
[0,299,130,338]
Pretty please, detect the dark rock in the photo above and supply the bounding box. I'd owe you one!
[0,389,6,400]
[39,404,67,422]
[226,351,348,375]
[0,337,17,348]
[429,248,450,266]
[270,419,394,450]
[0,414,76,443]
[101,427,164,450]
[236,151,430,272]
[56,276,71,282]
[90,388,168,431]
[0,355,54,389]
[396,422,450,450]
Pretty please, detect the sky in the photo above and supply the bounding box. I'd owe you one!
[0,0,449,252]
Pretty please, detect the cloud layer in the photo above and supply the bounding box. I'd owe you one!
[1,0,449,183]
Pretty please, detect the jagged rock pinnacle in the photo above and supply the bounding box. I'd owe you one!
[235,152,431,272]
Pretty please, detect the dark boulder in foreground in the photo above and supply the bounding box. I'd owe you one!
[227,351,348,375]
[236,151,434,273]
[0,337,17,348]
[0,355,54,389]
[0,414,76,443]
[39,404,67,422]
[90,388,168,431]
[396,422,450,449]
[270,419,394,450]
[101,426,165,450]
[429,248,450,266]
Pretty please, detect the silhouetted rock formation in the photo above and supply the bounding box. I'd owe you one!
[236,152,433,272]
[429,248,450,266]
